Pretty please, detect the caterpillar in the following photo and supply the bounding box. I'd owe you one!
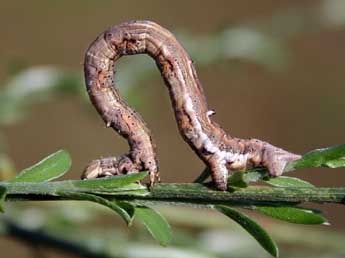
[82,20,301,190]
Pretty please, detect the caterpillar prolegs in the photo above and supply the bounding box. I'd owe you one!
[82,20,301,190]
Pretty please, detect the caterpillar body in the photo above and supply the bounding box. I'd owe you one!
[82,20,300,190]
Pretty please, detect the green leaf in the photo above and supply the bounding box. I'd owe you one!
[325,157,345,168]
[228,170,266,187]
[287,144,345,171]
[117,202,136,225]
[193,167,211,183]
[0,186,7,212]
[57,191,134,225]
[244,170,266,182]
[216,205,279,258]
[73,172,148,189]
[135,206,172,246]
[228,172,248,188]
[253,206,328,224]
[11,150,71,183]
[264,176,314,188]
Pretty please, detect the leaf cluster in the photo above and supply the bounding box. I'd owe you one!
[1,144,345,257]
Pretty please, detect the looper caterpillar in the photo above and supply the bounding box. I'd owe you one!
[82,20,300,190]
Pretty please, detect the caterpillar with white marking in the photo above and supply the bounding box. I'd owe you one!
[82,20,301,190]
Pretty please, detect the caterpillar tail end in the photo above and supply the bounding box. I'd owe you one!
[262,144,302,177]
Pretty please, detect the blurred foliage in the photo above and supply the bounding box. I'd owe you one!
[0,66,84,126]
[2,0,345,129]
[0,20,293,128]
[1,203,345,258]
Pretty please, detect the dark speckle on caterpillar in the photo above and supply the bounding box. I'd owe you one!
[82,20,301,190]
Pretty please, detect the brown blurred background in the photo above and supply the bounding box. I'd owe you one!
[0,0,345,257]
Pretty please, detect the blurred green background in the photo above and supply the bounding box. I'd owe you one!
[0,0,345,257]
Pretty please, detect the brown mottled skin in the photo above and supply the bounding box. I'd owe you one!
[82,20,301,190]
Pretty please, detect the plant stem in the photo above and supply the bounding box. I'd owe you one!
[2,181,345,207]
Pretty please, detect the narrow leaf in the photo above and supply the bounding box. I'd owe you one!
[228,172,248,188]
[253,206,327,224]
[57,191,134,225]
[135,206,172,246]
[325,157,345,168]
[264,176,314,188]
[73,172,148,189]
[228,169,267,187]
[244,170,266,183]
[193,167,211,183]
[0,186,7,212]
[287,144,345,170]
[117,202,136,226]
[11,150,71,183]
[216,205,279,258]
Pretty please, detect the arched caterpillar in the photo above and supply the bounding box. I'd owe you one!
[82,20,301,190]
